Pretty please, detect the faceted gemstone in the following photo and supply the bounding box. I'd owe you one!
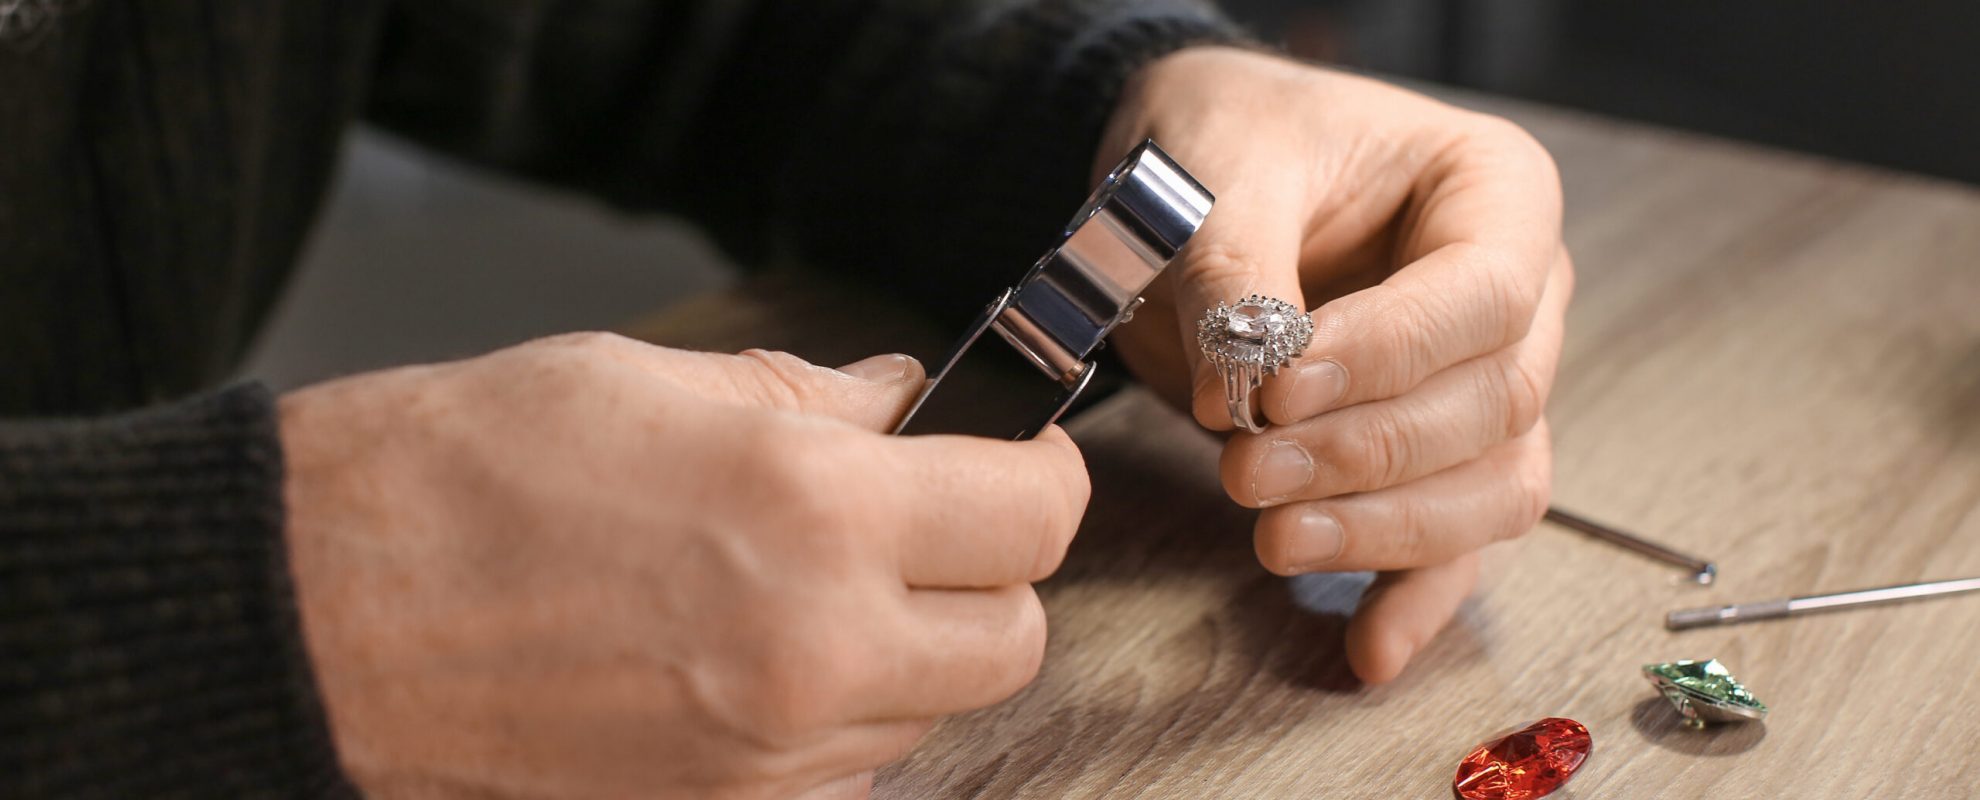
[1225,302,1289,340]
[1452,718,1591,800]
[1642,659,1767,727]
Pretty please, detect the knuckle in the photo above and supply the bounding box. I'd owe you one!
[532,332,656,375]
[746,425,862,534]
[1039,430,1093,510]
[493,333,649,402]
[1552,248,1578,311]
[1178,241,1264,293]
[978,432,1089,582]
[1391,501,1431,565]
[749,629,856,743]
[1302,414,1398,496]
[541,330,634,352]
[517,330,626,369]
[1466,111,1524,140]
[1484,254,1543,345]
[1505,452,1554,540]
[735,348,817,412]
[808,631,868,705]
[1527,138,1563,190]
[1025,511,1079,583]
[1332,412,1412,492]
[734,420,804,494]
[1062,463,1094,517]
[1364,285,1445,388]
[1438,240,1538,350]
[1038,449,1092,580]
[1001,591,1050,693]
[1010,483,1084,582]
[1493,352,1549,438]
[1472,113,1558,176]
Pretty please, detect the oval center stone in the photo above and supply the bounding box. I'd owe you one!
[1226,303,1289,341]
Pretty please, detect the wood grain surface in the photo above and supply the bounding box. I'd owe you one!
[622,93,1980,798]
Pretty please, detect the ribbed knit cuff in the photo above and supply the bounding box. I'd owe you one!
[0,384,353,798]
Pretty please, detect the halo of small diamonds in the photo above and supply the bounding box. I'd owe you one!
[1196,294,1313,375]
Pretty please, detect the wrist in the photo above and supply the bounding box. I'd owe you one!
[276,375,425,789]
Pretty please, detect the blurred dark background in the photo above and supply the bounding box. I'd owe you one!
[245,0,1976,387]
[1223,0,1980,184]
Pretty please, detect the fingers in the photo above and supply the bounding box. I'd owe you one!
[536,333,930,431]
[1260,128,1564,426]
[1221,253,1569,507]
[1169,178,1311,432]
[891,426,1091,588]
[859,584,1049,720]
[1252,421,1551,575]
[638,342,1086,587]
[706,349,928,432]
[1344,552,1480,684]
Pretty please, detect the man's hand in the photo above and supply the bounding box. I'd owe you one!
[280,333,1090,799]
[1101,48,1572,684]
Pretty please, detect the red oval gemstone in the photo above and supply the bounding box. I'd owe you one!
[1452,717,1591,800]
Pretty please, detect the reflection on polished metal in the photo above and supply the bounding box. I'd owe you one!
[1642,659,1768,729]
[1665,576,1980,630]
[894,140,1214,440]
[1196,295,1313,434]
[1543,507,1717,585]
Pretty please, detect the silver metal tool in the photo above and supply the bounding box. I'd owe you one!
[1544,506,1718,585]
[1666,576,1980,630]
[893,139,1213,440]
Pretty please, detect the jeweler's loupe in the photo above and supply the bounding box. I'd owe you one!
[894,140,1214,439]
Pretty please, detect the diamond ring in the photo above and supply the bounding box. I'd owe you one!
[1196,295,1314,433]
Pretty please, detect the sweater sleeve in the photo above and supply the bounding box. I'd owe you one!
[364,0,1249,323]
[0,385,354,798]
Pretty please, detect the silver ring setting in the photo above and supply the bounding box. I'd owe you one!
[1196,295,1314,433]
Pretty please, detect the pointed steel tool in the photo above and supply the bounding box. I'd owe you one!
[1545,507,1717,585]
[1667,576,1980,630]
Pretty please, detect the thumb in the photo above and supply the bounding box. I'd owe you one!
[1169,189,1310,432]
[821,352,927,432]
[663,348,926,432]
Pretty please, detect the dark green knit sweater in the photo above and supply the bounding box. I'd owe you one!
[0,1,1241,795]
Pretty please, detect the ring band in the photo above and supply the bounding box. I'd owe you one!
[1224,359,1265,434]
[1197,294,1314,433]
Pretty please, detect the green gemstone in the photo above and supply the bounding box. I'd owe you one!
[1642,659,1768,724]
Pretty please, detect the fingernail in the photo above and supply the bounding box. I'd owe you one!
[837,354,913,383]
[1282,358,1348,420]
[1252,440,1314,503]
[1284,507,1346,571]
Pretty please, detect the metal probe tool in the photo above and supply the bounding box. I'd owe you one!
[1667,577,1980,630]
[1544,507,1718,585]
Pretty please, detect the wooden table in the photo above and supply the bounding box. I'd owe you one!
[624,92,1980,798]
